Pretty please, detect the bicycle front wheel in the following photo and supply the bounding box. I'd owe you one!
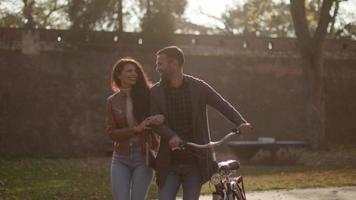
[212,193,224,200]
[233,176,246,200]
[233,185,245,200]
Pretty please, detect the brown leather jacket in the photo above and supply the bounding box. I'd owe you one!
[106,91,158,156]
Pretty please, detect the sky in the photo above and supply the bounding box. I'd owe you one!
[184,0,238,28]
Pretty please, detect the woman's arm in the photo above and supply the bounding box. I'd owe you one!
[146,114,165,126]
[106,99,150,142]
[149,91,178,140]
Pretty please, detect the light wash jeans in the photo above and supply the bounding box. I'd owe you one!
[111,142,153,200]
[158,164,202,200]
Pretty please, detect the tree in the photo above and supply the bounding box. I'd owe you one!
[217,0,355,38]
[0,0,69,29]
[34,0,68,29]
[23,0,35,28]
[290,0,337,149]
[0,0,125,31]
[67,0,112,30]
[0,13,24,28]
[329,0,356,39]
[117,0,123,33]
[140,0,187,43]
[217,0,294,36]
[175,18,216,35]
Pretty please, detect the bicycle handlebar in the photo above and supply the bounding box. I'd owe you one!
[179,124,248,150]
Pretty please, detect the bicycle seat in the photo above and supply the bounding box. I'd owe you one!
[217,160,240,171]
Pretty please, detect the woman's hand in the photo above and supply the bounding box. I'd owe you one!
[133,115,164,134]
[146,114,165,126]
[133,118,152,133]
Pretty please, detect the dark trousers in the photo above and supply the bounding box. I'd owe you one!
[158,164,202,200]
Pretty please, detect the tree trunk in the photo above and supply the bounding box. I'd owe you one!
[23,0,35,29]
[302,53,326,149]
[290,0,334,149]
[118,0,123,33]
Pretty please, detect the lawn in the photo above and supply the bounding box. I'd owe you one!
[1,145,356,199]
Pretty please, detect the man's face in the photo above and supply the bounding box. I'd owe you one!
[156,54,175,80]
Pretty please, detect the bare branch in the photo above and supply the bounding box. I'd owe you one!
[197,8,234,35]
[313,0,335,50]
[328,0,339,35]
[42,1,68,27]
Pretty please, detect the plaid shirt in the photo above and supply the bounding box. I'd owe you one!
[165,80,193,140]
[164,79,196,165]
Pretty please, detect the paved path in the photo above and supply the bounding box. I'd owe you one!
[177,186,356,200]
[245,186,356,200]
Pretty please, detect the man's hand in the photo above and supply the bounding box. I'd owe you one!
[169,135,183,150]
[238,123,252,136]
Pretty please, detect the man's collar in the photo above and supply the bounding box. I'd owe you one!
[161,75,188,89]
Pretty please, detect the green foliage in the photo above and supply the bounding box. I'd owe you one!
[0,0,186,36]
[221,0,355,38]
[221,0,294,37]
[67,0,119,31]
[330,0,356,39]
[34,0,70,29]
[141,0,187,43]
[0,13,24,28]
[334,22,356,39]
[0,0,125,31]
[0,0,69,29]
[0,0,353,39]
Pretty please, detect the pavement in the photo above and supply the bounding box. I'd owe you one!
[177,186,356,200]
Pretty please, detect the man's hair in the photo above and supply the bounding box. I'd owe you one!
[156,46,185,67]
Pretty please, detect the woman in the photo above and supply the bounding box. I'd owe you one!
[106,57,162,200]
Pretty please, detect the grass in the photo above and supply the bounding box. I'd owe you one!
[1,145,356,199]
[0,157,111,199]
[227,166,356,191]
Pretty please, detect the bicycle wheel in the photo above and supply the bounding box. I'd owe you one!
[233,185,245,200]
[233,177,246,200]
[226,192,235,200]
[212,193,224,200]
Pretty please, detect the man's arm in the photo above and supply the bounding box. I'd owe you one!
[203,80,247,126]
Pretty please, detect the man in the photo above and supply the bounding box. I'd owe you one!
[150,46,252,200]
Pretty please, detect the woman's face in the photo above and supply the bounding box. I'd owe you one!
[118,63,138,88]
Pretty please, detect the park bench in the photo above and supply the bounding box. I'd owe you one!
[227,137,309,161]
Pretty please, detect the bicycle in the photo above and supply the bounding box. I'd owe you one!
[179,126,247,200]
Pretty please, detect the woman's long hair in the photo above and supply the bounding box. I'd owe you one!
[111,57,151,122]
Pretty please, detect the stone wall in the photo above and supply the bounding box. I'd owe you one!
[0,28,355,156]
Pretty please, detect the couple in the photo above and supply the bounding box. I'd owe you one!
[106,46,252,200]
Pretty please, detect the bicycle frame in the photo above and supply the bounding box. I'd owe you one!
[211,168,246,200]
[179,125,250,200]
[213,176,246,200]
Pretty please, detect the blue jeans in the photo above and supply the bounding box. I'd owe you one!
[111,142,153,200]
[158,164,202,200]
